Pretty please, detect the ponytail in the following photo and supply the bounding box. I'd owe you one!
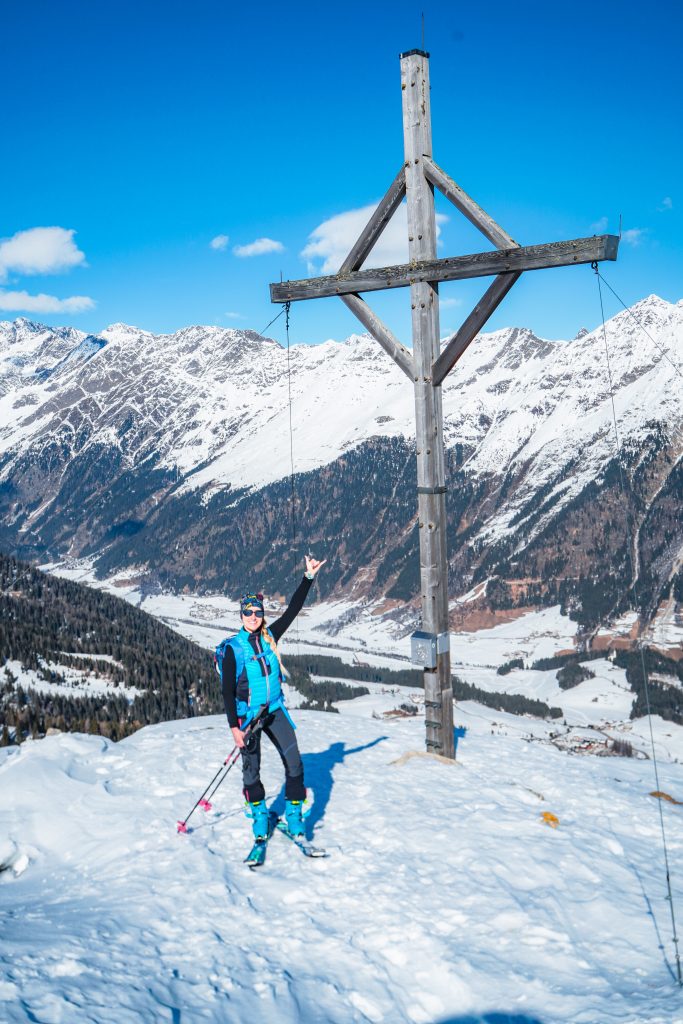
[260,620,285,675]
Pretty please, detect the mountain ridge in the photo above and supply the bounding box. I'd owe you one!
[1,295,681,638]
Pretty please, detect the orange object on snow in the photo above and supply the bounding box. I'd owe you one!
[650,790,682,805]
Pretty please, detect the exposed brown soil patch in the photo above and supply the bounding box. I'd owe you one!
[450,606,535,633]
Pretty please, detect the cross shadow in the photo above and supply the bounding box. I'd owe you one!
[270,735,388,839]
[604,808,679,983]
[434,1015,544,1024]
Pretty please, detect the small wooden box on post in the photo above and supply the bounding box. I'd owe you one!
[269,49,618,760]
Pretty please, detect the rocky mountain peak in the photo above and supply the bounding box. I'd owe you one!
[0,296,681,634]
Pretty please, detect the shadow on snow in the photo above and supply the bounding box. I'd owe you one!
[270,735,389,838]
[434,1015,545,1024]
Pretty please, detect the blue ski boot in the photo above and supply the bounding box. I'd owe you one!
[284,799,305,837]
[246,800,269,841]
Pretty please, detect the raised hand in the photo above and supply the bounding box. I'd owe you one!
[305,554,326,577]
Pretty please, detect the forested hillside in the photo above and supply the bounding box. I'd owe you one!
[0,553,221,743]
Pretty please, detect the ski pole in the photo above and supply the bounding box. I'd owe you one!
[201,743,243,809]
[177,753,237,833]
[203,707,269,809]
[199,703,270,811]
[176,707,268,834]
[203,744,245,806]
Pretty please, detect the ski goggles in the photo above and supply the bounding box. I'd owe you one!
[240,593,264,616]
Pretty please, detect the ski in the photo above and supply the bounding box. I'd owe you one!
[244,812,278,869]
[275,820,328,858]
[244,838,268,868]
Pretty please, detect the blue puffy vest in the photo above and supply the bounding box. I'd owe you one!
[216,627,292,726]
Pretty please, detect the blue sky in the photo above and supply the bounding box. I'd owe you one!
[1,0,681,346]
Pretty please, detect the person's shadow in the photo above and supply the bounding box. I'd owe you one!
[454,725,467,755]
[270,736,388,839]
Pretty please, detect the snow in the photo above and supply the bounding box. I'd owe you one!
[455,658,635,726]
[648,597,683,652]
[2,658,143,701]
[451,607,578,667]
[1,710,682,1023]
[3,298,683,1018]
[6,298,683,663]
[3,296,683,525]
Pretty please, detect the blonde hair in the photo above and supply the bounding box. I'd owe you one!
[260,618,285,673]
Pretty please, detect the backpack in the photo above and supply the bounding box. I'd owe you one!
[214,636,244,679]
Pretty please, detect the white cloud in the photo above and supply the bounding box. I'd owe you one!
[233,237,284,258]
[590,216,608,233]
[621,228,646,247]
[301,201,447,274]
[0,289,95,314]
[225,311,246,320]
[0,227,86,282]
[439,296,463,308]
[210,234,230,251]
[658,196,673,212]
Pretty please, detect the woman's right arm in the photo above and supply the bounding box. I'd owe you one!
[221,646,245,747]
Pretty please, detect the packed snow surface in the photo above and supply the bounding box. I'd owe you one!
[1,708,682,1024]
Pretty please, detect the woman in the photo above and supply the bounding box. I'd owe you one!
[219,555,325,841]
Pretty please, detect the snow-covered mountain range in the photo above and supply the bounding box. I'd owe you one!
[1,296,682,639]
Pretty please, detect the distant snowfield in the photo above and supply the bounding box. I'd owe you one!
[2,708,682,1024]
[46,559,581,666]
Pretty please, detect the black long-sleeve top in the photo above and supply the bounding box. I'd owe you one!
[221,575,313,728]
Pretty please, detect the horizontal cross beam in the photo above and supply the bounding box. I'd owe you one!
[270,234,619,303]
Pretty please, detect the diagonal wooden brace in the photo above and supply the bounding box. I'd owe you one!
[433,272,522,386]
[339,166,406,275]
[423,157,517,250]
[339,293,414,379]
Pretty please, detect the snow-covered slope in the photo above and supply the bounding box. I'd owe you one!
[445,298,683,546]
[1,709,682,1023]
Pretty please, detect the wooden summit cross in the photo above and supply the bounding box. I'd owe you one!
[270,49,619,759]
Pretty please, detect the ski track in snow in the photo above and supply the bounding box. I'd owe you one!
[1,711,682,1024]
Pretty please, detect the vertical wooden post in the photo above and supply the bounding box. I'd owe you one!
[401,49,454,758]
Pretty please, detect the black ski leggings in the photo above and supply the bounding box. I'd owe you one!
[240,707,305,803]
